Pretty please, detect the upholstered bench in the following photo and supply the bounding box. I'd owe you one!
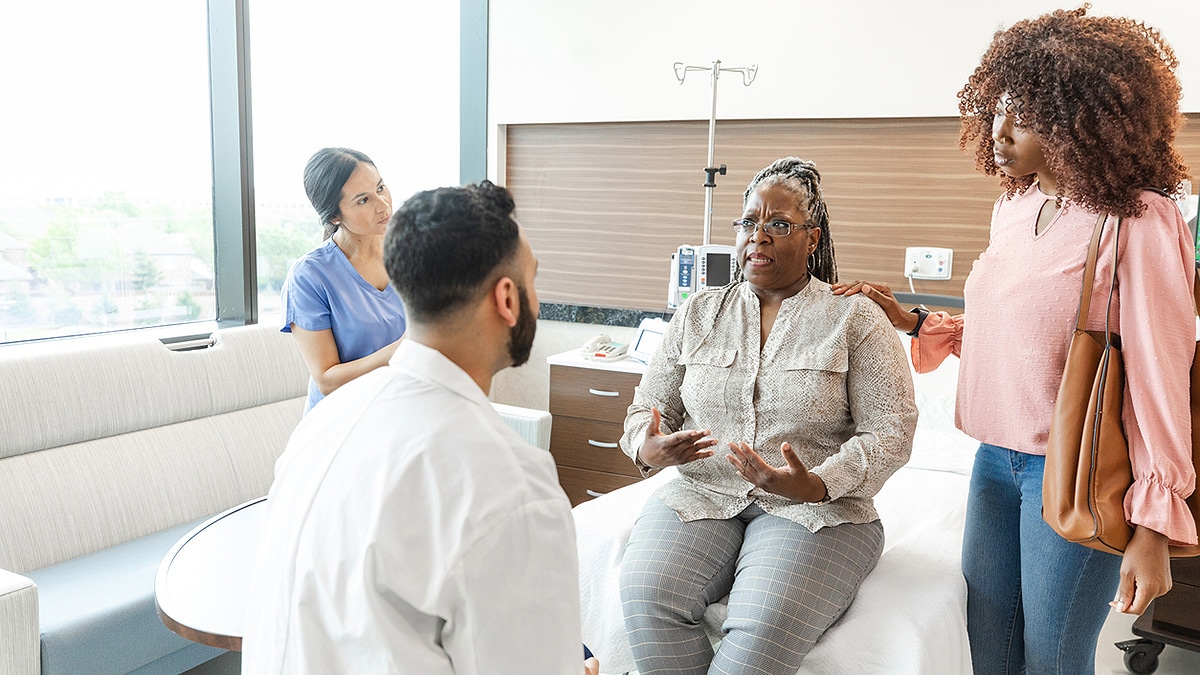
[0,324,555,675]
[0,324,308,674]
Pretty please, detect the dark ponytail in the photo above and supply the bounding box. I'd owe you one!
[303,147,376,240]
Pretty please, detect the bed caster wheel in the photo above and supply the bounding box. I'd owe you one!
[1116,638,1164,674]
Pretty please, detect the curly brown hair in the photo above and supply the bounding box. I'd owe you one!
[958,5,1188,218]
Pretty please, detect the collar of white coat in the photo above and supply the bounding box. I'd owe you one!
[388,338,494,411]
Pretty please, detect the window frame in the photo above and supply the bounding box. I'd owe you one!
[209,0,257,329]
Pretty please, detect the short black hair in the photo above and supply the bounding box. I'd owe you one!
[385,180,521,322]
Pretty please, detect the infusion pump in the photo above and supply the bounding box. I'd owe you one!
[668,244,738,309]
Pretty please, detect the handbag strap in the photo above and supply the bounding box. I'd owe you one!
[1103,218,1121,341]
[1074,212,1113,332]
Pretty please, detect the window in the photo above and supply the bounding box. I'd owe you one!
[249,1,461,326]
[0,2,216,342]
[0,1,466,346]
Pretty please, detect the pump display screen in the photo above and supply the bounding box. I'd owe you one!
[634,328,664,356]
[706,252,732,287]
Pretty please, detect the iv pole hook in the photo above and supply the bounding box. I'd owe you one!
[673,60,757,245]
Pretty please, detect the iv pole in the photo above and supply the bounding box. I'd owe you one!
[673,60,757,245]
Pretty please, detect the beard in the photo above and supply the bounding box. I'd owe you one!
[506,285,537,367]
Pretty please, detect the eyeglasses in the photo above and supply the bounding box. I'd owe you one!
[731,218,807,237]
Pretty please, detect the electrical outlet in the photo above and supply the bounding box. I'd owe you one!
[904,247,953,280]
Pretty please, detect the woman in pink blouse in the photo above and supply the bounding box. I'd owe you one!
[835,8,1196,674]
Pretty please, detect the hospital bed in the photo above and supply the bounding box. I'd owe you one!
[572,335,977,674]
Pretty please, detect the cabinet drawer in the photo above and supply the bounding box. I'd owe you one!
[550,416,641,477]
[557,465,642,507]
[549,365,641,421]
[1153,581,1200,638]
[1170,555,1200,584]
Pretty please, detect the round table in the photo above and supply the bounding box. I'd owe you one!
[155,497,266,651]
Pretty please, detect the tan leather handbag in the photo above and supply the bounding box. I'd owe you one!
[1043,212,1200,557]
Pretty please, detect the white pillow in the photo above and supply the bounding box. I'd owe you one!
[899,334,977,475]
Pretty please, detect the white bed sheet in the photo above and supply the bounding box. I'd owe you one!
[572,335,979,674]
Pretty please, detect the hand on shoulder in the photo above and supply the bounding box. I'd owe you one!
[831,280,919,333]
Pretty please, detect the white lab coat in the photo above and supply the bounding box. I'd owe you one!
[243,340,582,674]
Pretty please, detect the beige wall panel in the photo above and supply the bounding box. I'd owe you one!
[508,116,1200,312]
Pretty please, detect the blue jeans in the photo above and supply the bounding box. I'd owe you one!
[963,444,1122,675]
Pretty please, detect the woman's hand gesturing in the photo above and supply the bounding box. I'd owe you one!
[636,407,718,469]
[831,280,917,333]
[726,441,828,503]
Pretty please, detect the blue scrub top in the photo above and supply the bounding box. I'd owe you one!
[281,238,407,412]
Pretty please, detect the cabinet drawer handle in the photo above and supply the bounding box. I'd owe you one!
[587,439,619,449]
[585,489,607,498]
[588,388,620,397]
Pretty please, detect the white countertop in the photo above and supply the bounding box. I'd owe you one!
[547,349,647,374]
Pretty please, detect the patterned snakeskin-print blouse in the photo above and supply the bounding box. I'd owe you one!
[621,280,918,531]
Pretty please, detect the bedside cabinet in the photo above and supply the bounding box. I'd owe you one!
[1149,556,1200,638]
[547,350,646,506]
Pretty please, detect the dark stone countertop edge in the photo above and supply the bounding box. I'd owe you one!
[538,302,673,328]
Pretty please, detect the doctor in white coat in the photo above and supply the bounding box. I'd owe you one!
[243,180,599,675]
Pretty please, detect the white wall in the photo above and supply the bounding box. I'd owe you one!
[489,0,1200,126]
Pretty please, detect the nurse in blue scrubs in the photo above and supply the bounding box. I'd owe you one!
[281,147,407,413]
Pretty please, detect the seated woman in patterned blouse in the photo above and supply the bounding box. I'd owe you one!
[618,157,918,675]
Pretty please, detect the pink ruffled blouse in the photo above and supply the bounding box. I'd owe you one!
[913,186,1198,546]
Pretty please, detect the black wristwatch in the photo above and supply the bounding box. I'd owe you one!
[907,307,929,337]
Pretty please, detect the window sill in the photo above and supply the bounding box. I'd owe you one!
[0,320,236,358]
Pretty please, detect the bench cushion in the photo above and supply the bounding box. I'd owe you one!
[26,520,223,675]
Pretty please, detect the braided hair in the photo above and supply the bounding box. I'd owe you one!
[743,157,837,284]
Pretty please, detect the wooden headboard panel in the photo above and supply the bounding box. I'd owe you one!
[505,116,1200,312]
